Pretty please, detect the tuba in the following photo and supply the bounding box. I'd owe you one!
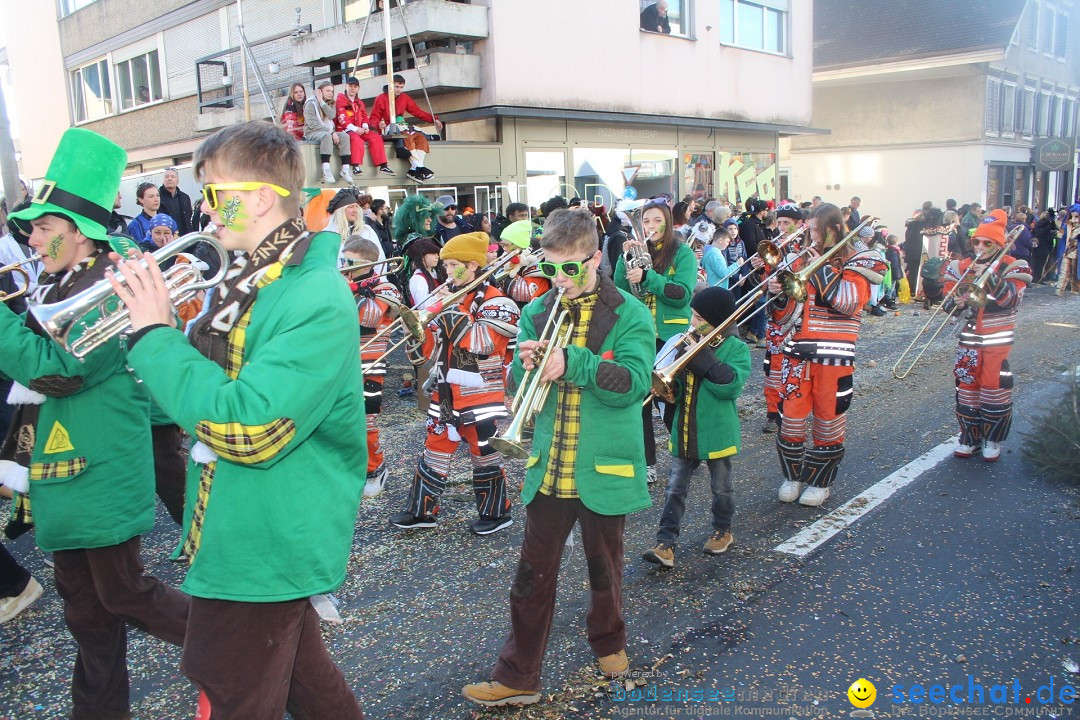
[617,198,654,298]
[29,233,230,359]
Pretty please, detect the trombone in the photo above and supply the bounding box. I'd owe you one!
[363,246,528,364]
[0,254,42,302]
[339,256,404,276]
[892,225,1023,380]
[729,226,809,290]
[489,288,574,459]
[28,233,230,359]
[776,216,877,303]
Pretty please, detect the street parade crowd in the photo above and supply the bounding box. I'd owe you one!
[0,121,1078,719]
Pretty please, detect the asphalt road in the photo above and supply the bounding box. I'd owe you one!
[1,285,1077,720]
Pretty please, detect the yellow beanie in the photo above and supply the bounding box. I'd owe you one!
[440,231,490,268]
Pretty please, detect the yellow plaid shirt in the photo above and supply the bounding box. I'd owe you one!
[538,291,596,498]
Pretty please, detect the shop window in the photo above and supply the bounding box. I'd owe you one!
[115,50,163,111]
[572,148,677,208]
[713,151,776,207]
[639,0,693,37]
[526,151,569,210]
[71,58,112,123]
[683,153,714,202]
[719,0,787,55]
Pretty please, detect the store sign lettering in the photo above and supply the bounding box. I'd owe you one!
[715,152,777,201]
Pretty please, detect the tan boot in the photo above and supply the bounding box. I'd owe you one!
[703,531,734,555]
[462,681,540,707]
[598,649,629,677]
[642,543,674,567]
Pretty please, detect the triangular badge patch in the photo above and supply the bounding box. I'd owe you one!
[44,421,75,454]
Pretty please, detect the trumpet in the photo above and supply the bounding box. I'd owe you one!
[729,226,809,290]
[489,288,574,459]
[363,246,528,364]
[892,225,1023,380]
[340,256,404,276]
[28,234,230,359]
[0,254,42,302]
[776,216,877,303]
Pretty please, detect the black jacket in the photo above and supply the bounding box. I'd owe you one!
[159,185,193,236]
[1033,218,1057,252]
[640,3,671,33]
[366,214,394,257]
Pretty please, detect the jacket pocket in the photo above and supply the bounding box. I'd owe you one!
[594,455,635,478]
[525,453,541,469]
[662,317,690,325]
[29,457,88,486]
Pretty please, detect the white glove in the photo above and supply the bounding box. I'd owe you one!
[346,124,359,133]
[361,123,370,133]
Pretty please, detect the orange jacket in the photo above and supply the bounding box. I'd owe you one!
[943,254,1030,348]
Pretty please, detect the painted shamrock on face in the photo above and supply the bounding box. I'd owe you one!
[48,235,65,259]
[219,195,246,231]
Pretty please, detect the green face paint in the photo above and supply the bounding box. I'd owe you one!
[220,195,247,231]
[573,269,588,288]
[47,235,64,259]
[452,265,467,281]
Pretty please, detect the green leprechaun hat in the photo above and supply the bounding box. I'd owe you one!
[11,128,127,244]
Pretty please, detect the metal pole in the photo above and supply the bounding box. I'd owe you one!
[383,0,396,122]
[238,0,251,121]
[0,78,21,207]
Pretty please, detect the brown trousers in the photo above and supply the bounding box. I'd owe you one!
[182,596,365,720]
[492,491,627,691]
[52,536,190,720]
[151,424,186,525]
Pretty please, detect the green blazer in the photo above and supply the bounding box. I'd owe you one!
[669,334,751,461]
[0,265,155,552]
[126,230,366,602]
[514,276,654,516]
[614,241,697,341]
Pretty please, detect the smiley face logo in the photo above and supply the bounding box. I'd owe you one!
[848,678,876,709]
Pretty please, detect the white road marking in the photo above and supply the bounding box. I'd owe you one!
[1061,365,1080,378]
[774,436,959,557]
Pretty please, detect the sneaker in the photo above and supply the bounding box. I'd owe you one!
[982,440,1002,462]
[954,442,980,459]
[321,167,336,184]
[761,419,779,434]
[703,531,734,555]
[0,577,43,624]
[462,681,540,707]
[646,465,658,484]
[41,552,54,569]
[755,338,767,349]
[406,169,427,184]
[363,465,388,498]
[378,164,396,176]
[351,164,363,174]
[642,543,674,567]
[398,386,417,398]
[470,515,513,536]
[745,332,760,344]
[340,166,355,184]
[388,511,437,530]
[310,593,343,624]
[870,305,887,317]
[778,480,804,503]
[418,167,435,180]
[798,485,830,506]
[598,649,629,677]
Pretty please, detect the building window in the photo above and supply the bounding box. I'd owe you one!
[1039,6,1055,54]
[1048,94,1060,135]
[985,77,1001,135]
[115,50,163,111]
[1022,88,1036,135]
[1055,11,1068,60]
[71,58,112,123]
[719,0,788,55]
[571,148,678,208]
[59,0,98,17]
[1002,83,1017,134]
[1026,3,1039,49]
[1037,91,1050,136]
[639,0,693,37]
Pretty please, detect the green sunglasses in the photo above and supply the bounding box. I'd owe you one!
[538,254,595,278]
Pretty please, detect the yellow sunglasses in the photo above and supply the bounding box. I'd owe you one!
[201,182,290,210]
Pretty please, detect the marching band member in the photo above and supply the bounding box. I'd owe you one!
[614,201,697,483]
[754,203,805,434]
[1056,204,1080,296]
[389,231,520,535]
[463,208,654,708]
[110,121,367,719]
[499,220,550,368]
[344,235,404,496]
[643,287,751,568]
[0,128,190,718]
[943,209,1031,461]
[771,204,886,506]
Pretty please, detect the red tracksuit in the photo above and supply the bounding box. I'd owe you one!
[335,92,388,167]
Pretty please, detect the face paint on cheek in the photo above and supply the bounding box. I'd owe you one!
[220,196,247,231]
[47,235,64,259]
[573,269,587,288]
[452,266,466,281]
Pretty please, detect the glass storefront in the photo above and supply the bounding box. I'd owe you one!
[986,164,1030,210]
[572,148,678,208]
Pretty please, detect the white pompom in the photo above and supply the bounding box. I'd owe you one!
[0,460,30,494]
[7,382,46,406]
[190,441,219,465]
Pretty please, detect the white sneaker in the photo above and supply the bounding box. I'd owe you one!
[310,593,343,624]
[778,480,804,503]
[0,577,43,624]
[646,465,658,484]
[798,485,830,507]
[954,442,980,458]
[340,165,355,184]
[982,441,1002,462]
[321,165,335,184]
[363,466,388,498]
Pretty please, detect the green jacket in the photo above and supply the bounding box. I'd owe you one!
[126,230,366,602]
[514,276,654,516]
[669,335,751,461]
[614,241,697,341]
[0,266,155,552]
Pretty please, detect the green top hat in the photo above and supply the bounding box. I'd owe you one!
[10,128,126,243]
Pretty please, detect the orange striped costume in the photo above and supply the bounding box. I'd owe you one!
[355,276,403,474]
